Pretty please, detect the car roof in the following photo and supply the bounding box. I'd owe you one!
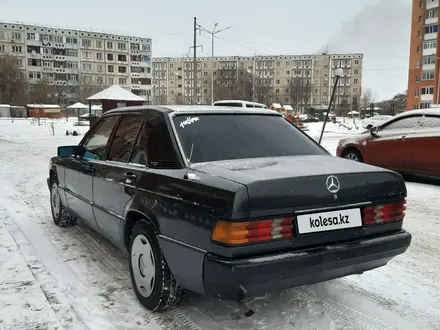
[104,105,280,116]
[394,109,440,118]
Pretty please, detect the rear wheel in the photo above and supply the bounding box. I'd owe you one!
[129,220,184,311]
[50,178,77,227]
[366,124,373,130]
[341,148,363,162]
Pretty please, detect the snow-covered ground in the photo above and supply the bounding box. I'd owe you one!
[0,117,439,330]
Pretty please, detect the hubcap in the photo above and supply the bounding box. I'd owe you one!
[51,182,61,218]
[345,153,359,162]
[131,234,156,297]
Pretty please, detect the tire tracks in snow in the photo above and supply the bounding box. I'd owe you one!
[5,160,201,330]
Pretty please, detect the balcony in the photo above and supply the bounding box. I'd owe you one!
[426,16,438,25]
[421,94,434,101]
[423,47,436,56]
[423,63,436,70]
[427,0,439,9]
[425,32,438,40]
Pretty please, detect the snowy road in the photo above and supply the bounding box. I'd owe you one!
[0,119,439,330]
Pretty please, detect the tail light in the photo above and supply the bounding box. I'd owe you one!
[212,217,293,245]
[362,200,406,226]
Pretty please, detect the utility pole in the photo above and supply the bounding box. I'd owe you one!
[197,22,231,104]
[193,17,197,105]
[189,19,203,105]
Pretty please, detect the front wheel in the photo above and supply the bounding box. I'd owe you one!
[341,149,363,162]
[129,220,184,312]
[50,179,76,227]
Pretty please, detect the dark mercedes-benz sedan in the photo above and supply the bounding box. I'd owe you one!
[47,105,411,312]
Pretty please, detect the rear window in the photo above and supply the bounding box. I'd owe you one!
[172,114,326,163]
[213,102,243,107]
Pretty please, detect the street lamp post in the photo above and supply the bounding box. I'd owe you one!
[319,68,344,145]
[198,23,231,104]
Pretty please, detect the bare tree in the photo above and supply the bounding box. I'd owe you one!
[0,55,28,105]
[351,95,360,112]
[28,78,58,104]
[253,78,273,105]
[361,88,375,110]
[288,77,312,111]
[212,68,252,102]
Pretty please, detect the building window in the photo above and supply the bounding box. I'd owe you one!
[107,53,114,61]
[118,77,127,85]
[354,78,358,84]
[97,64,104,72]
[416,75,420,82]
[417,45,422,52]
[419,15,423,23]
[108,65,114,73]
[421,87,434,94]
[0,44,5,52]
[82,51,92,59]
[107,41,113,49]
[426,8,438,19]
[418,30,422,38]
[118,66,127,73]
[415,90,420,97]
[423,55,435,64]
[117,54,127,62]
[424,25,438,34]
[11,32,21,40]
[420,0,424,8]
[416,60,421,68]
[12,45,22,53]
[82,63,92,71]
[82,39,92,48]
[108,77,114,84]
[420,102,431,109]
[96,52,103,61]
[96,40,103,48]
[422,70,435,80]
[27,33,36,40]
[117,42,126,51]
[424,40,437,49]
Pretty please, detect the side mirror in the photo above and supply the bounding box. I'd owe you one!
[57,145,85,158]
[370,126,379,136]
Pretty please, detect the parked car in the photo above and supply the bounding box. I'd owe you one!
[337,109,440,177]
[213,100,268,109]
[48,105,411,312]
[361,115,393,130]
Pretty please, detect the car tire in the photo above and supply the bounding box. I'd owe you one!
[129,220,184,312]
[50,177,77,227]
[341,148,363,162]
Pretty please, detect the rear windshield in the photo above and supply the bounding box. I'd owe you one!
[213,102,243,107]
[172,114,326,163]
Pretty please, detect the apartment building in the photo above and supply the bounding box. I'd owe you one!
[0,21,152,105]
[152,53,363,110]
[408,0,439,110]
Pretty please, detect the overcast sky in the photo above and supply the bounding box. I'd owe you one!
[0,0,411,100]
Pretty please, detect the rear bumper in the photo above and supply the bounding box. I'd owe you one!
[203,230,411,300]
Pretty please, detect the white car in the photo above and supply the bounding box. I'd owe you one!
[361,115,393,130]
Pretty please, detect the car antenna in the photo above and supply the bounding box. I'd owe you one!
[183,142,195,179]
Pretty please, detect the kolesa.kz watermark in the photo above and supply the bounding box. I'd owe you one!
[309,214,350,228]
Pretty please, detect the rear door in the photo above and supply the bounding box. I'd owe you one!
[64,115,120,229]
[92,114,145,246]
[362,115,422,171]
[408,114,440,176]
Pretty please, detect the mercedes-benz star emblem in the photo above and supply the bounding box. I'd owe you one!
[326,175,340,193]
